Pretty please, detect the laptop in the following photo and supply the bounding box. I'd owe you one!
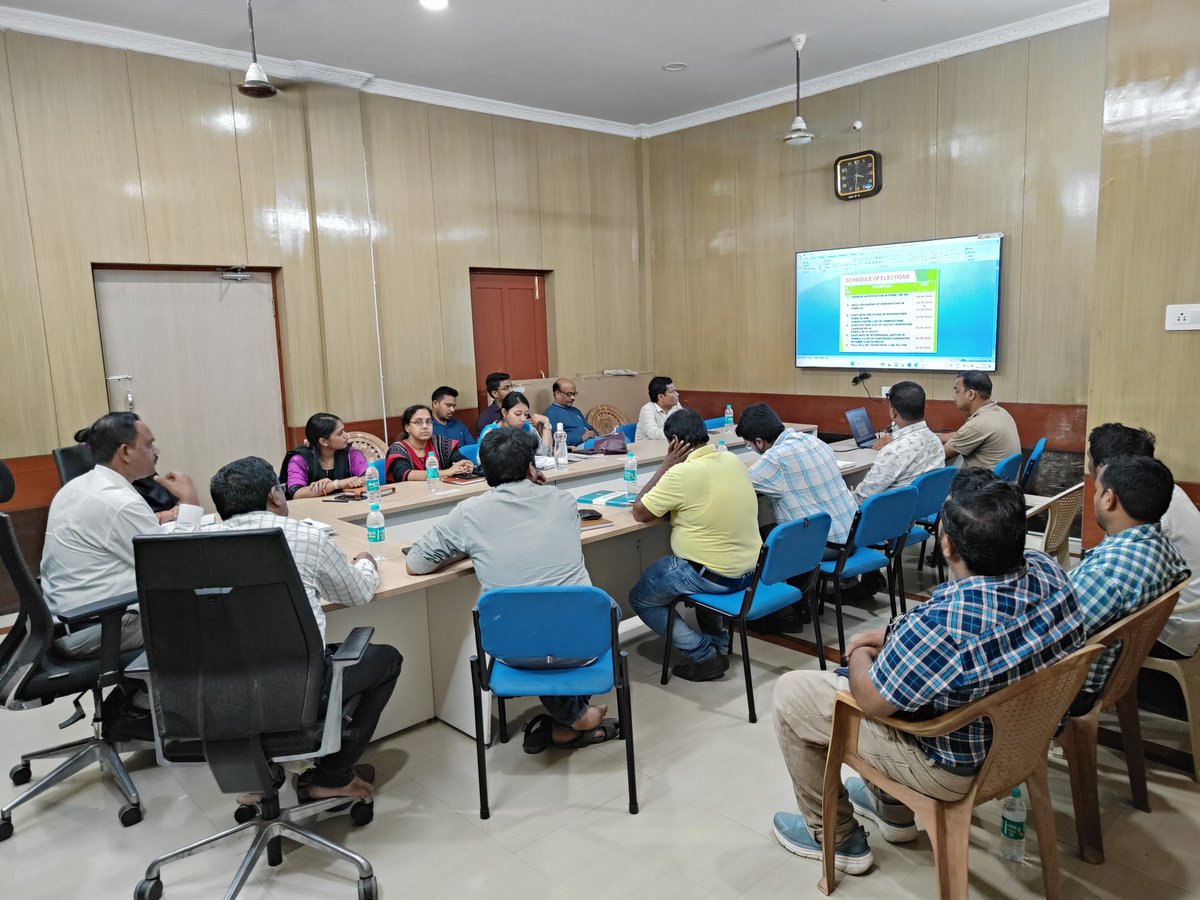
[844,407,878,449]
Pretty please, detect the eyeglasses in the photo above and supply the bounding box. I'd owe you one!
[557,390,578,398]
[409,418,433,426]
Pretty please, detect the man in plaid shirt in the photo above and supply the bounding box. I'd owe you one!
[771,469,1085,875]
[1067,454,1189,714]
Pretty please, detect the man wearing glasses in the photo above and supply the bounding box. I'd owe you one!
[543,377,595,446]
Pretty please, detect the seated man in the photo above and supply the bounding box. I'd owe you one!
[543,377,595,446]
[405,428,615,749]
[629,408,761,682]
[1067,454,1188,715]
[853,381,943,504]
[1087,423,1200,660]
[940,370,1020,470]
[771,469,1084,874]
[635,375,682,442]
[431,385,475,446]
[210,457,401,800]
[40,412,203,659]
[474,371,513,434]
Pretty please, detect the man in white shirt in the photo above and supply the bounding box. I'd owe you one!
[210,456,399,801]
[635,375,682,442]
[854,381,945,504]
[40,412,203,659]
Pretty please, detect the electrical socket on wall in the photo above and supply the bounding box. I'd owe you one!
[1165,304,1200,331]
[881,385,892,398]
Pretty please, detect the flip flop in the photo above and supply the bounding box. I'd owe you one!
[522,713,554,754]
[295,763,377,803]
[553,717,620,750]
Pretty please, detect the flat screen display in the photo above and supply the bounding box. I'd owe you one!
[795,234,1002,372]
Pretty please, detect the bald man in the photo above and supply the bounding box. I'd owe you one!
[543,378,595,446]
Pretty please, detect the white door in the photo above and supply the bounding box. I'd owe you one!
[93,269,287,511]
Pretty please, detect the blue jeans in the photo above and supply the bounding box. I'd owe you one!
[630,555,753,663]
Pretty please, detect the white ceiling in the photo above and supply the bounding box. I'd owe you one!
[0,0,1106,134]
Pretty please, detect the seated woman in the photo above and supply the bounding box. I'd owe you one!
[386,404,475,483]
[478,391,553,456]
[281,413,368,499]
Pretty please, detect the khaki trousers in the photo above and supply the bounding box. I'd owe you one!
[773,669,974,843]
[53,611,143,659]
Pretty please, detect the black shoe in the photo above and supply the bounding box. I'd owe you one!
[859,571,887,594]
[752,609,807,635]
[672,652,728,682]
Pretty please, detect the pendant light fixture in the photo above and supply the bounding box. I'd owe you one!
[783,33,814,146]
[237,0,277,98]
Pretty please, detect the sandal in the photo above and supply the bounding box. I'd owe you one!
[295,763,377,803]
[522,714,554,754]
[553,717,620,750]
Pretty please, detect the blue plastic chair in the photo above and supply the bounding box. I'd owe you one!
[470,586,637,819]
[659,513,832,720]
[459,443,480,465]
[906,466,958,584]
[993,452,1023,482]
[1020,437,1047,491]
[617,423,637,443]
[704,416,726,430]
[818,485,919,658]
[367,457,387,482]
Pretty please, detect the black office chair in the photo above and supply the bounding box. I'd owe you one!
[129,529,378,900]
[51,444,95,486]
[0,512,146,841]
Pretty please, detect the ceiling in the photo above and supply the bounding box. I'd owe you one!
[0,1,1106,133]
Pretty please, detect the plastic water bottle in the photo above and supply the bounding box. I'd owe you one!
[426,451,440,493]
[623,451,638,499]
[366,502,385,544]
[364,462,381,503]
[554,423,569,470]
[1000,787,1026,862]
[723,403,734,434]
[716,439,727,452]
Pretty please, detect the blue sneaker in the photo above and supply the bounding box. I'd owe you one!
[846,776,918,843]
[772,811,873,875]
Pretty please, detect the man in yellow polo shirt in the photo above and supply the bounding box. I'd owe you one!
[630,408,762,681]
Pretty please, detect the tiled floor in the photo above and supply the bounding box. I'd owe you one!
[3,555,1198,899]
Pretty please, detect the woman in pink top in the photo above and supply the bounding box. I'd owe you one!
[280,413,368,499]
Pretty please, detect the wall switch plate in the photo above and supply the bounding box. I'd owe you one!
[881,385,892,398]
[1165,304,1200,331]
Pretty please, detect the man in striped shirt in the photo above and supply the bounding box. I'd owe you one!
[770,469,1084,875]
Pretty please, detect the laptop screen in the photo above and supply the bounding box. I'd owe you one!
[845,407,876,447]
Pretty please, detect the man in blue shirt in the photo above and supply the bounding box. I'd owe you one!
[770,469,1084,876]
[1067,454,1188,714]
[543,378,595,447]
[431,386,475,446]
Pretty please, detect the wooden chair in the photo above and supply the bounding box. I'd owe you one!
[1041,482,1085,569]
[818,643,1103,900]
[1058,579,1188,863]
[1140,577,1200,784]
[345,431,387,461]
[585,404,627,437]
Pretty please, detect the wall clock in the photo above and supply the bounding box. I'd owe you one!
[835,150,881,200]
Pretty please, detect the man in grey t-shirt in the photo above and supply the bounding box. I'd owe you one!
[406,427,616,749]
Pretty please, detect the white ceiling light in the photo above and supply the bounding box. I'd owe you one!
[236,0,277,98]
[662,62,688,72]
[420,0,450,10]
[783,33,814,146]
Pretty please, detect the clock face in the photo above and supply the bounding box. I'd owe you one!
[835,151,882,200]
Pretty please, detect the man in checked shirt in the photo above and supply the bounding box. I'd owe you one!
[770,468,1085,875]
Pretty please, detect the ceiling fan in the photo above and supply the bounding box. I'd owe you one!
[237,0,277,98]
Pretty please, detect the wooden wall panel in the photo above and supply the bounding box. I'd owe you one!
[647,131,687,383]
[0,35,57,458]
[303,84,381,421]
[492,116,543,270]
[6,33,149,443]
[934,41,1030,404]
[362,96,445,412]
[588,131,643,373]
[1088,0,1200,483]
[126,53,247,265]
[428,107,500,393]
[537,124,598,377]
[1019,21,1106,405]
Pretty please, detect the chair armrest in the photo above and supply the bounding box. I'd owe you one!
[833,688,982,739]
[330,626,373,667]
[124,651,149,679]
[57,591,139,624]
[311,627,375,760]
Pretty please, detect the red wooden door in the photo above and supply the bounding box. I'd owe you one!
[469,271,548,408]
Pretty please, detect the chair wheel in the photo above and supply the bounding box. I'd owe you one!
[9,763,31,786]
[119,803,143,827]
[233,803,258,824]
[350,800,374,826]
[134,876,163,900]
[0,819,13,842]
[357,875,378,900]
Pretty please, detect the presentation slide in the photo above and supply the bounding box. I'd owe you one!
[795,235,1002,372]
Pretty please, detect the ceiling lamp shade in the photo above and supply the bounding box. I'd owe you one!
[237,0,277,98]
[783,33,813,145]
